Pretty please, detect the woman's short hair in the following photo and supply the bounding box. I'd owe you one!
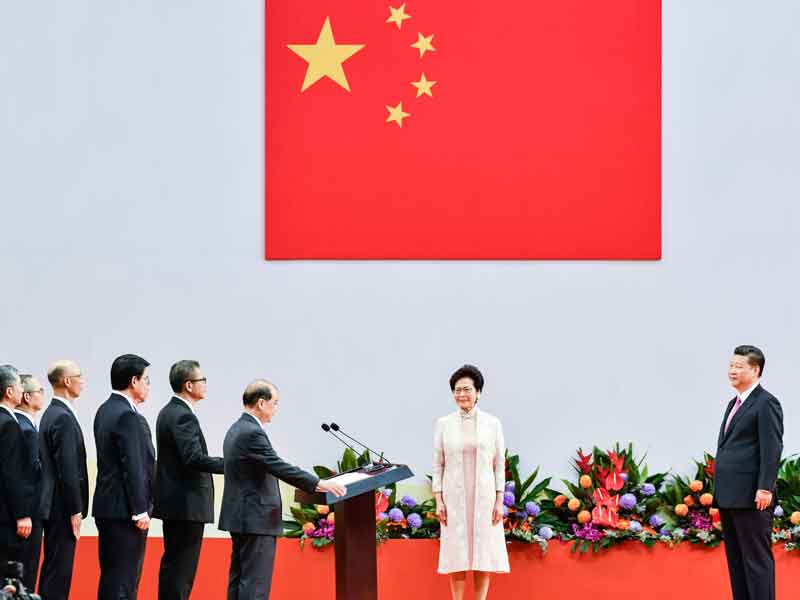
[449,364,484,393]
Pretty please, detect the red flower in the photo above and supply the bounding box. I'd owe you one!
[375,491,389,519]
[574,449,594,474]
[704,458,715,478]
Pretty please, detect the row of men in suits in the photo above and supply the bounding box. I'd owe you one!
[0,356,346,600]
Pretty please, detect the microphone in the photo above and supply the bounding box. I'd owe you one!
[321,423,363,462]
[330,423,392,467]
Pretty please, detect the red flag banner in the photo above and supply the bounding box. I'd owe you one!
[266,1,661,259]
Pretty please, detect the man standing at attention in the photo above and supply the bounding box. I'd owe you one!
[153,360,224,600]
[715,345,783,600]
[219,379,346,600]
[93,354,155,600]
[0,366,33,569]
[39,360,89,600]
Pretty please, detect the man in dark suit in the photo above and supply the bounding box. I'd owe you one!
[38,359,89,600]
[153,360,224,600]
[92,354,155,600]
[132,394,156,596]
[219,379,346,600]
[14,374,46,591]
[0,365,34,568]
[715,345,783,600]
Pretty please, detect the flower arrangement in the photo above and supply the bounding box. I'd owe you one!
[375,484,440,540]
[547,443,668,552]
[773,455,800,551]
[659,453,722,546]
[502,450,560,552]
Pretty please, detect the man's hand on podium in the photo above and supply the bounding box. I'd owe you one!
[317,479,347,497]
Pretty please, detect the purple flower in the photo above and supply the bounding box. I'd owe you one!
[572,523,603,542]
[401,495,418,508]
[628,520,643,533]
[407,513,423,529]
[659,526,671,537]
[382,489,392,497]
[689,512,712,531]
[649,514,664,528]
[538,526,554,540]
[619,493,637,511]
[621,473,629,482]
[505,481,515,492]
[378,512,388,521]
[502,505,509,517]
[503,491,515,506]
[774,506,785,518]
[525,502,541,517]
[516,511,528,521]
[641,483,656,497]
[388,508,404,522]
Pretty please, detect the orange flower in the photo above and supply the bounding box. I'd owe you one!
[689,480,703,493]
[327,513,335,524]
[316,504,330,515]
[554,495,567,508]
[302,522,315,534]
[577,510,592,524]
[617,519,630,530]
[568,498,581,512]
[683,495,695,507]
[791,511,800,526]
[675,503,689,517]
[579,475,593,489]
[699,493,713,507]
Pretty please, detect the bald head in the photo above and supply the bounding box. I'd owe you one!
[48,359,83,400]
[243,379,277,407]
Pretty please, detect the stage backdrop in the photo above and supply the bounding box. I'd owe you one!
[1,0,799,537]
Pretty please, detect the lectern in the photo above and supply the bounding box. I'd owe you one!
[295,464,414,600]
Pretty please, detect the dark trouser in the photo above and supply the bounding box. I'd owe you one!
[227,534,276,600]
[16,519,43,591]
[0,521,24,570]
[96,518,148,600]
[158,520,205,600]
[39,514,78,600]
[720,508,775,600]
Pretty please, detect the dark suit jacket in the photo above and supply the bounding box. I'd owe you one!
[39,398,89,520]
[153,397,223,522]
[219,413,318,536]
[92,393,154,519]
[0,407,34,523]
[15,412,42,520]
[137,412,156,516]
[714,384,783,509]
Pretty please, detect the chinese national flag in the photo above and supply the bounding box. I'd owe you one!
[266,1,660,259]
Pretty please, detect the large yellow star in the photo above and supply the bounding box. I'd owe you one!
[386,4,412,30]
[287,18,365,92]
[386,102,410,128]
[411,32,435,58]
[411,73,436,98]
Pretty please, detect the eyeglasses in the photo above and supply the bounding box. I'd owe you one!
[136,375,151,385]
[25,388,45,395]
[454,386,475,394]
[188,378,207,384]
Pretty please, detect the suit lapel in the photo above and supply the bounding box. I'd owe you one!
[718,397,737,448]
[720,384,762,444]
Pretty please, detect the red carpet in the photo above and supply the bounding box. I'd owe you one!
[68,537,799,599]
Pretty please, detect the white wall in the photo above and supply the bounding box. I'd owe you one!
[1,0,798,516]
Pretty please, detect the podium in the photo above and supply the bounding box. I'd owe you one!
[295,464,414,600]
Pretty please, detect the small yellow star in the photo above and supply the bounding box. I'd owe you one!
[411,73,436,98]
[386,4,412,30]
[386,102,410,128]
[287,17,365,92]
[411,32,435,58]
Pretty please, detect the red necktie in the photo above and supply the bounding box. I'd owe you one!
[724,396,742,434]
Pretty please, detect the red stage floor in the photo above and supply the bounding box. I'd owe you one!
[67,538,798,599]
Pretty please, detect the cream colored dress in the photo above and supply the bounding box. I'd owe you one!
[432,407,509,574]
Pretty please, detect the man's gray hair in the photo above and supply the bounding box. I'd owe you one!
[0,365,20,397]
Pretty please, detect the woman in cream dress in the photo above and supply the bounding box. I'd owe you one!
[432,364,509,600]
